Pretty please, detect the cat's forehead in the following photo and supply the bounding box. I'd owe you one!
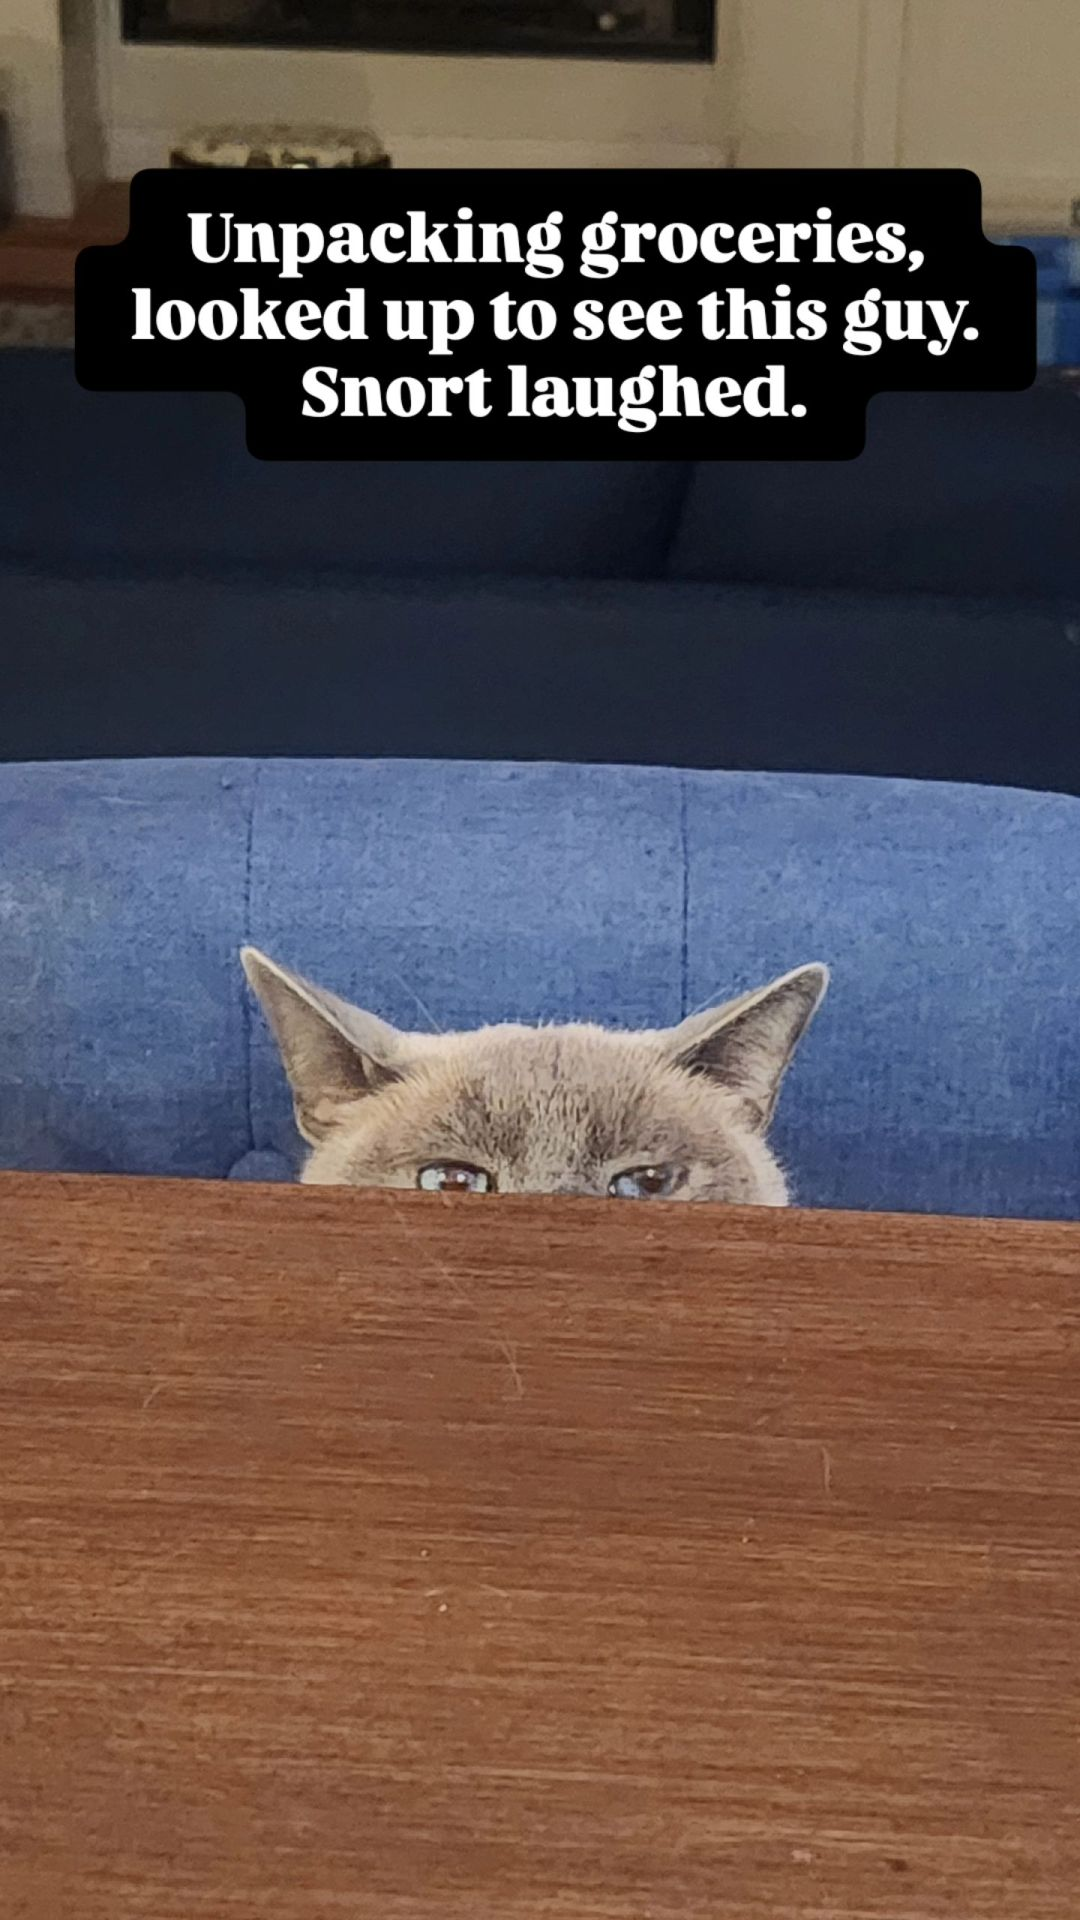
[320,1015,755,1189]
[373,1020,751,1185]
[433,1020,659,1085]
[415,1021,706,1145]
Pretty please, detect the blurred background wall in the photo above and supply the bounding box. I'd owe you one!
[2,0,1078,229]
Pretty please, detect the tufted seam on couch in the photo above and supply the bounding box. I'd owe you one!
[657,461,698,578]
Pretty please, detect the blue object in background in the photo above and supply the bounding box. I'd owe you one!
[1006,233,1080,365]
[1,757,1077,1223]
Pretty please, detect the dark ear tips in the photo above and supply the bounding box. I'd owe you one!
[666,962,829,1131]
[238,948,403,1144]
[797,962,830,1007]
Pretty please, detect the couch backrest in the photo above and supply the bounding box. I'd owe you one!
[1,758,1076,1221]
[5,571,1077,794]
[1,353,688,582]
[670,384,1080,602]
[7,354,1080,604]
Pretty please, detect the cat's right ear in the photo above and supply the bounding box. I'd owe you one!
[658,963,828,1133]
[240,947,404,1144]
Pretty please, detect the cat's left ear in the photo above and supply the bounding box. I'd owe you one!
[241,946,406,1144]
[659,963,828,1132]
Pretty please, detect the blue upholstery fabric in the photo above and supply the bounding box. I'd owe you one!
[670,385,1080,602]
[683,775,1080,1220]
[0,353,688,581]
[0,760,253,1177]
[11,356,1078,607]
[1,757,1076,1221]
[4,571,1077,795]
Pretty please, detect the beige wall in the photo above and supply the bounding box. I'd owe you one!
[93,0,873,176]
[899,0,1080,226]
[92,0,1080,225]
[1,0,103,212]
[61,0,106,196]
[91,3,737,175]
[6,0,1080,223]
[1,0,72,213]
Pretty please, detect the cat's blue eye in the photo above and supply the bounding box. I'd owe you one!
[609,1165,686,1200]
[417,1162,494,1195]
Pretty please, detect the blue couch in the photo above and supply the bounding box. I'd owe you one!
[2,351,1079,793]
[1,757,1077,1221]
[1,354,1077,1220]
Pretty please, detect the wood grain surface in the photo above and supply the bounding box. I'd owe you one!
[1,1171,1078,1920]
[0,184,127,302]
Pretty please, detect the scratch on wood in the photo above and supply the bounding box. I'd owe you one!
[497,1335,525,1400]
[387,1193,526,1400]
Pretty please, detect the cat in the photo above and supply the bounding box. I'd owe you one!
[241,947,828,1206]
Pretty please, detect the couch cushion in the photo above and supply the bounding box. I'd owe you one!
[683,772,1080,1220]
[0,758,1076,1221]
[0,351,687,581]
[2,570,1077,795]
[0,759,254,1177]
[670,383,1080,602]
